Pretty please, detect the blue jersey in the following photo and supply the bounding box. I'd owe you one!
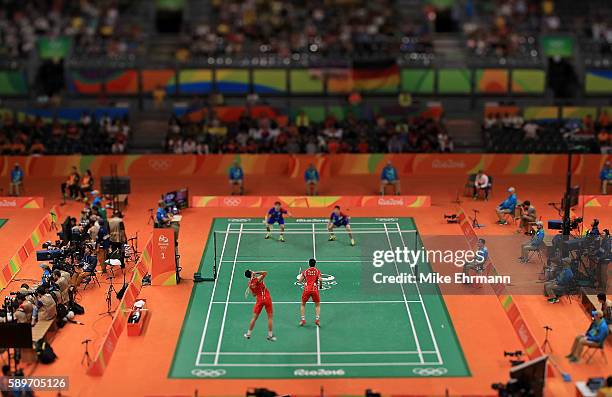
[381,166,398,182]
[304,168,319,182]
[268,207,287,221]
[156,207,168,223]
[11,168,23,182]
[330,211,349,226]
[229,166,243,180]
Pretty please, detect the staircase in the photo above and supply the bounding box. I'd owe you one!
[130,111,169,153]
[433,34,467,67]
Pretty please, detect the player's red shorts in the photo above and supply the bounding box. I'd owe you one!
[301,289,320,304]
[253,293,273,315]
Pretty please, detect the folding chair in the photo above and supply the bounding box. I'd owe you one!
[464,173,476,196]
[526,247,545,264]
[583,343,608,364]
[82,270,101,290]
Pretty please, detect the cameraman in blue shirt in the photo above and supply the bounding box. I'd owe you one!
[496,187,517,225]
[567,310,609,362]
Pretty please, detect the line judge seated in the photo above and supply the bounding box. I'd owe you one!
[228,161,244,195]
[495,187,517,225]
[380,160,401,196]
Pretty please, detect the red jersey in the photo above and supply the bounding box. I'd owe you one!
[249,277,269,300]
[301,267,321,292]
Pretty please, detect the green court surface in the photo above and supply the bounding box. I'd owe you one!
[0,219,7,229]
[170,217,469,379]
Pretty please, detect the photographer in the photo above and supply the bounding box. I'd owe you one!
[544,258,574,304]
[13,293,34,325]
[51,270,70,304]
[34,286,56,322]
[79,169,94,201]
[72,245,98,287]
[108,210,127,264]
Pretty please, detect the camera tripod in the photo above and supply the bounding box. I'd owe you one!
[147,208,155,225]
[542,325,553,352]
[99,276,117,317]
[81,339,92,367]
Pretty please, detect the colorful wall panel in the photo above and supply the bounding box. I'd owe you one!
[585,70,612,94]
[438,69,471,94]
[104,70,139,94]
[561,107,597,120]
[2,154,608,179]
[289,69,324,93]
[401,69,434,94]
[141,69,176,94]
[475,69,508,93]
[177,69,213,94]
[0,71,27,95]
[523,106,559,120]
[511,69,545,93]
[215,68,249,94]
[253,69,287,93]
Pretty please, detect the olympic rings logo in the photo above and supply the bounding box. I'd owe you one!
[412,367,448,376]
[223,197,242,206]
[148,159,171,171]
[191,369,227,377]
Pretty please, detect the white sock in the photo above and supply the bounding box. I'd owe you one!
[246,330,251,336]
[268,331,273,337]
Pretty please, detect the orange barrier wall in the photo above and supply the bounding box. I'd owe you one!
[0,206,61,290]
[0,197,44,208]
[87,235,153,376]
[456,208,544,360]
[192,195,431,208]
[580,195,612,207]
[1,154,610,178]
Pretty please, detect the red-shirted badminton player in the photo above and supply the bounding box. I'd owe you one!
[297,258,322,326]
[243,269,276,341]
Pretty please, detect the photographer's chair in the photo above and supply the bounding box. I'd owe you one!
[463,173,476,196]
[583,342,608,364]
[526,246,545,264]
[82,270,101,290]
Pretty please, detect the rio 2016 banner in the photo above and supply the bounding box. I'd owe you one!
[456,208,544,360]
[191,195,431,209]
[88,235,153,376]
[0,206,61,291]
[0,154,609,179]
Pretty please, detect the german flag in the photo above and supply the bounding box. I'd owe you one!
[351,59,400,92]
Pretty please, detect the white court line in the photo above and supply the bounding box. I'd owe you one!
[395,222,443,366]
[384,223,424,364]
[237,222,400,226]
[216,230,416,234]
[311,223,316,259]
[195,223,231,367]
[213,223,243,365]
[220,260,366,263]
[199,350,436,356]
[195,362,439,367]
[316,326,321,365]
[211,300,420,304]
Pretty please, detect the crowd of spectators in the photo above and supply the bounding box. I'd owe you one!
[0,0,143,59]
[483,111,611,153]
[464,0,554,61]
[0,112,129,155]
[180,0,408,59]
[164,111,453,154]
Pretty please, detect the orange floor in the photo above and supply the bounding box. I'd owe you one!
[1,172,611,397]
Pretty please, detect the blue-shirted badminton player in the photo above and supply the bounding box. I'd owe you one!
[328,205,355,246]
[264,201,291,242]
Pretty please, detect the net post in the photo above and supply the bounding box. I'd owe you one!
[213,231,218,280]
